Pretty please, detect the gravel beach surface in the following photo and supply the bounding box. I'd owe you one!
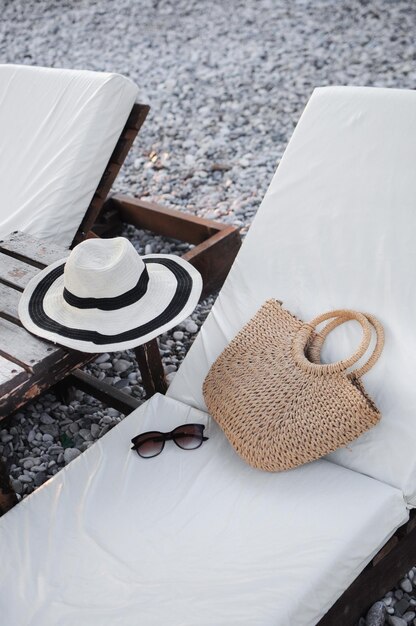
[1,1,416,623]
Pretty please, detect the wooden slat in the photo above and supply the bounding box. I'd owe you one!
[0,283,20,322]
[0,231,67,268]
[135,339,167,397]
[182,226,241,299]
[0,351,93,419]
[112,195,226,243]
[125,102,150,132]
[71,102,150,247]
[0,355,27,385]
[0,355,29,401]
[111,129,139,165]
[91,208,123,238]
[0,252,39,290]
[66,369,141,415]
[94,162,121,200]
[0,318,60,371]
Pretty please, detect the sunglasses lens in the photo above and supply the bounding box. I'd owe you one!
[134,432,164,458]
[173,424,204,450]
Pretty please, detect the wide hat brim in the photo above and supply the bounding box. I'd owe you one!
[18,254,203,353]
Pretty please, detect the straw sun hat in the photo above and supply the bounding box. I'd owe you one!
[18,237,202,353]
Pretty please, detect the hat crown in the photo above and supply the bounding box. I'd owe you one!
[64,238,145,299]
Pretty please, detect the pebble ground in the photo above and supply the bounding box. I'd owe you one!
[1,2,416,623]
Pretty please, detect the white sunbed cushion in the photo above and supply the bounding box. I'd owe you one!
[0,393,407,626]
[169,86,416,504]
[0,64,138,247]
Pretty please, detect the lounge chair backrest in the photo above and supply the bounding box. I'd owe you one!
[169,86,416,504]
[0,64,138,248]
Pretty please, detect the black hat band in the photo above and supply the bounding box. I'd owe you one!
[63,267,150,310]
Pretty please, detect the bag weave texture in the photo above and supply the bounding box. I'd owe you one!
[203,299,384,471]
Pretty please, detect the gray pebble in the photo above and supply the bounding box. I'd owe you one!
[94,353,110,364]
[32,464,47,472]
[11,479,23,494]
[401,580,413,594]
[173,331,184,341]
[366,601,386,626]
[63,448,82,464]
[403,612,416,623]
[48,445,63,455]
[34,472,47,487]
[40,425,59,438]
[388,617,407,626]
[99,362,113,370]
[396,598,410,616]
[18,475,33,484]
[115,359,131,373]
[185,320,198,334]
[79,429,92,441]
[27,430,36,443]
[40,413,54,425]
[91,424,100,438]
[114,379,129,389]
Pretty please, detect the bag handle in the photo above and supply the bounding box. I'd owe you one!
[307,312,384,379]
[292,310,383,376]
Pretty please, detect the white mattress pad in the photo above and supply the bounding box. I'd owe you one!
[0,64,138,247]
[169,86,416,504]
[0,394,407,626]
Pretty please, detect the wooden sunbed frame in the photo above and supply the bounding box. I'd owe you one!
[0,100,241,507]
[94,194,241,301]
[0,99,241,409]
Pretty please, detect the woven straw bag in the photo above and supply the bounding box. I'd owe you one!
[202,300,384,471]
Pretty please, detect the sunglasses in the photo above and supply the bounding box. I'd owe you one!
[131,424,209,458]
